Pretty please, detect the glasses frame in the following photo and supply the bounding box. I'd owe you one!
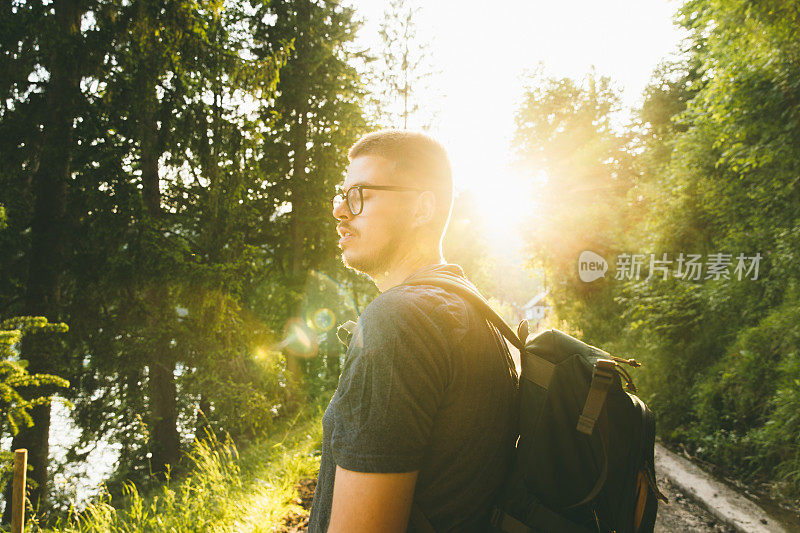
[333,184,427,216]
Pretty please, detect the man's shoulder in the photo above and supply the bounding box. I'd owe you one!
[361,283,470,328]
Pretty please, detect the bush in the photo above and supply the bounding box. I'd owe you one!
[687,294,800,496]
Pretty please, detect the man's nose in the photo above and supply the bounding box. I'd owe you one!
[333,196,351,220]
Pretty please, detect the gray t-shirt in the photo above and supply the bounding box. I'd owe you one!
[308,264,518,532]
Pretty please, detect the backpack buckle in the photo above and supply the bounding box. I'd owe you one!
[336,320,357,347]
[593,359,616,385]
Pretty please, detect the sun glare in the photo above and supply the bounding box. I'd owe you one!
[351,0,685,260]
[454,161,538,257]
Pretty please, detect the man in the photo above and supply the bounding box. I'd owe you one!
[308,130,518,532]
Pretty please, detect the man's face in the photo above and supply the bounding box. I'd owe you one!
[333,155,417,277]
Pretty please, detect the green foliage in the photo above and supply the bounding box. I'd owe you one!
[63,429,244,532]
[0,0,369,519]
[630,0,800,498]
[0,320,69,434]
[512,67,635,344]
[0,316,69,490]
[755,352,800,491]
[44,394,327,532]
[688,294,800,495]
[513,0,800,502]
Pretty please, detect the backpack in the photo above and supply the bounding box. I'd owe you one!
[403,271,668,533]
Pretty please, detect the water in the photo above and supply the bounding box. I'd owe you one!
[2,399,120,513]
[723,476,800,533]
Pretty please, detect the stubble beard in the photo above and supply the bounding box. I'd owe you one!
[340,229,407,280]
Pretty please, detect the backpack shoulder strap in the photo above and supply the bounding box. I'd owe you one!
[404,273,526,352]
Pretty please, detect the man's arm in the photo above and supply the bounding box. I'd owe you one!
[327,465,418,533]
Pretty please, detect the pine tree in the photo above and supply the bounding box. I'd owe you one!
[255,0,369,401]
[372,0,439,130]
[0,0,88,515]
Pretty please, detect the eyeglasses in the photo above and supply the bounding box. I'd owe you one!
[332,184,427,216]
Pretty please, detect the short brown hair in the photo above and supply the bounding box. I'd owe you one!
[348,130,453,236]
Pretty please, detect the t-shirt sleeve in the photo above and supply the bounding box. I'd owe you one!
[330,287,465,473]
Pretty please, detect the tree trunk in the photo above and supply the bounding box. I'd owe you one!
[284,0,312,406]
[140,79,181,475]
[195,395,212,442]
[289,3,310,279]
[148,360,180,474]
[2,0,83,520]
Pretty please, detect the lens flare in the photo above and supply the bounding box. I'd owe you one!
[281,318,319,358]
[312,308,336,332]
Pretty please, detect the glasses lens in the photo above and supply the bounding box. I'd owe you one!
[347,187,362,215]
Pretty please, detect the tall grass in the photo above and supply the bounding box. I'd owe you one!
[32,395,328,532]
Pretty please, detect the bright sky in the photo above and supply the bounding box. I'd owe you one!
[349,0,688,252]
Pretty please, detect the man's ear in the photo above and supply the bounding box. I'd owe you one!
[411,191,437,228]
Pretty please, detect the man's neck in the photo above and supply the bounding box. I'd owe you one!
[371,248,445,293]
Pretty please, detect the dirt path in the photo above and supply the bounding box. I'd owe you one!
[655,474,735,532]
[655,443,796,533]
[277,478,316,532]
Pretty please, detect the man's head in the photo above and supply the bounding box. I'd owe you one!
[333,130,453,279]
